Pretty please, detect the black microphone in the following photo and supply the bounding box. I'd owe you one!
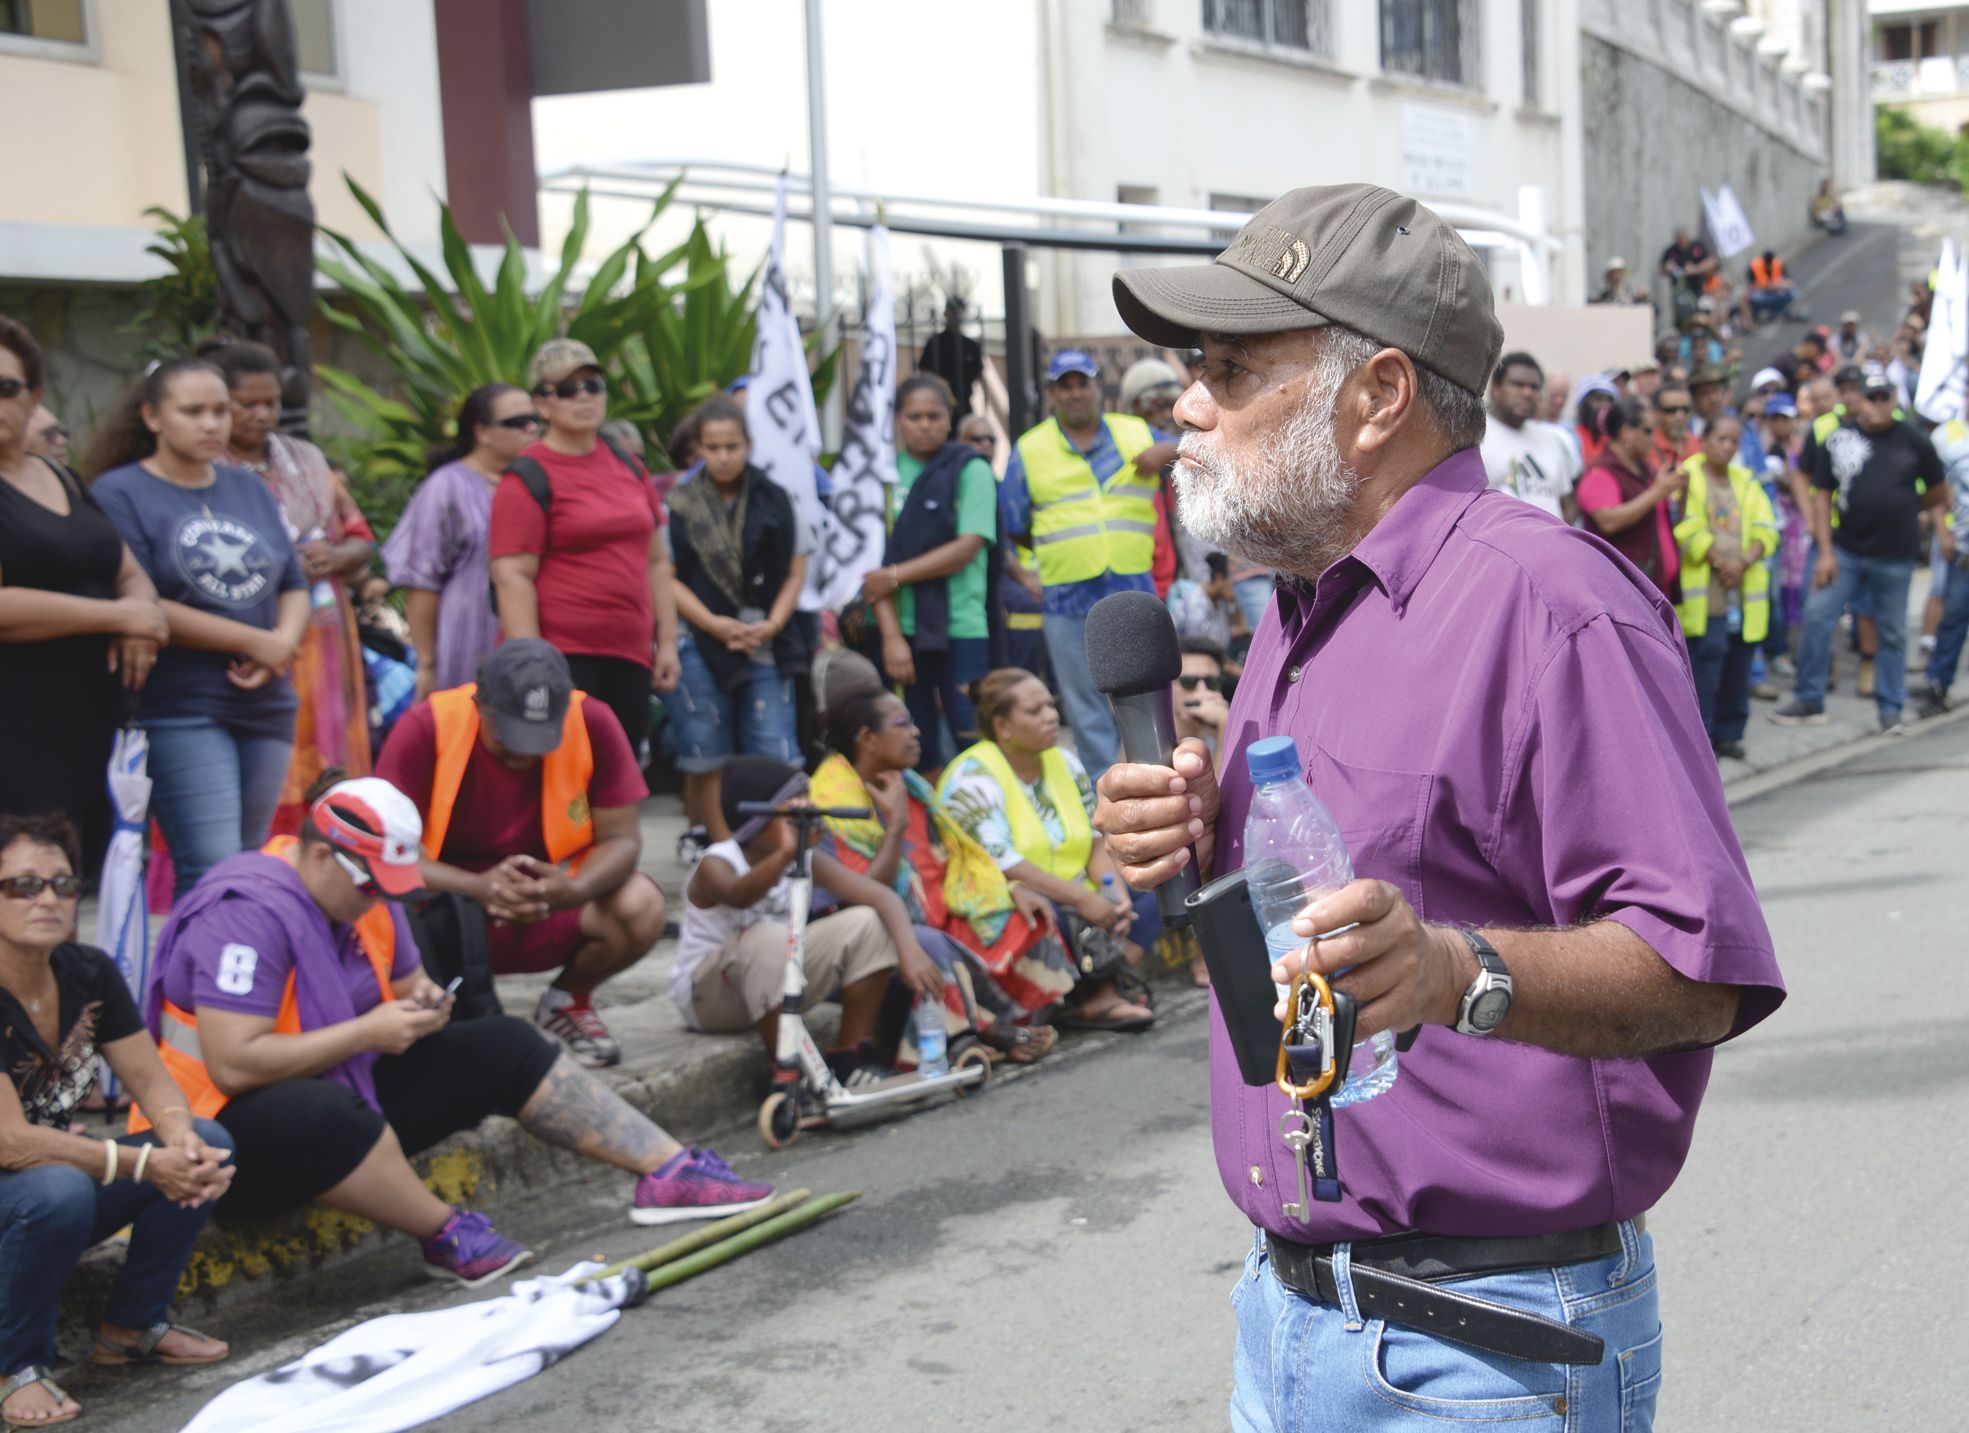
[1085,589,1200,929]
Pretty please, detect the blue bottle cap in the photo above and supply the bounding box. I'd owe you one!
[1244,735,1302,786]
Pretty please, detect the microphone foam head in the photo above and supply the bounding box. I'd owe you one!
[1086,589,1182,698]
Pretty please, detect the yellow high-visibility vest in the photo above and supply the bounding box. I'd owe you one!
[1016,414,1159,588]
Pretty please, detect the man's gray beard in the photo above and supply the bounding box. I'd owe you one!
[1172,372,1361,579]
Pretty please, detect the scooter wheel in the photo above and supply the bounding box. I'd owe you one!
[952,1044,991,1098]
[759,1090,802,1148]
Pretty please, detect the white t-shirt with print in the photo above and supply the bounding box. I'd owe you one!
[1479,417,1582,521]
[670,840,793,1029]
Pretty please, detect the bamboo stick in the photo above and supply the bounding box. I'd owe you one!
[583,1189,814,1284]
[634,1191,863,1296]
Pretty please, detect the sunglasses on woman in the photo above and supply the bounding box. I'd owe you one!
[332,851,380,895]
[1177,674,1222,693]
[536,375,605,400]
[0,378,28,400]
[493,414,543,431]
[1,874,82,899]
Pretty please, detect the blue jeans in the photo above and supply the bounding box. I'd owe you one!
[0,1120,233,1370]
[1229,1222,1661,1431]
[669,633,799,773]
[1234,574,1276,632]
[1687,625,1754,744]
[903,637,990,770]
[1041,613,1120,778]
[144,717,293,899]
[1792,548,1914,716]
[1928,557,1969,695]
[1748,288,1794,322]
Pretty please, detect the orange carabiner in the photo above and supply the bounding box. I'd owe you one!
[1275,965,1338,1101]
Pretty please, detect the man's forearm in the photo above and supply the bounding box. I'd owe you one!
[1442,920,1741,1058]
[569,836,640,905]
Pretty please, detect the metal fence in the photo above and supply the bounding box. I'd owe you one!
[1379,0,1481,88]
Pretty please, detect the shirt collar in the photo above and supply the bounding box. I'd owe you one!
[1299,446,1488,616]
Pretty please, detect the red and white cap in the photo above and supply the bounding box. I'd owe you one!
[310,777,426,897]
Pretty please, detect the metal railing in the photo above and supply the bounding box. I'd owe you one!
[1379,0,1480,89]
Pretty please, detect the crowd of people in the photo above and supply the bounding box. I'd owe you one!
[1485,260,1965,757]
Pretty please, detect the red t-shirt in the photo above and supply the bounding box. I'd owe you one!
[489,440,664,667]
[374,697,648,873]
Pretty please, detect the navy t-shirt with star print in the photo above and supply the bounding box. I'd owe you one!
[93,462,308,737]
[1808,419,1944,564]
[1,943,145,1129]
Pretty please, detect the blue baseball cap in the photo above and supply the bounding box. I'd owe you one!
[1763,393,1797,417]
[1045,349,1100,384]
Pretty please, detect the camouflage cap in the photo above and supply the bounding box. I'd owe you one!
[528,337,602,389]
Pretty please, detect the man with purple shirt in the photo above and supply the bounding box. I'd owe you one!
[1097,185,1784,1429]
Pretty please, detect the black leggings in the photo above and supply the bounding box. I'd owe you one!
[214,1016,560,1222]
[566,653,652,758]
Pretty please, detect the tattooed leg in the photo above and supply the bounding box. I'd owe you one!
[517,1054,685,1176]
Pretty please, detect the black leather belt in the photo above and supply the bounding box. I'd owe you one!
[1263,1216,1641,1367]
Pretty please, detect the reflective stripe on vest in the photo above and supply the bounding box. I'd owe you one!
[1674,458,1776,642]
[943,740,1093,887]
[424,684,595,865]
[1016,414,1158,587]
[130,837,397,1132]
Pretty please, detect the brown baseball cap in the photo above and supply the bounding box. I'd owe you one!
[528,337,601,389]
[1113,184,1503,396]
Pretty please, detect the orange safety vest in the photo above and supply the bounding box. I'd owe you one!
[423,684,596,866]
[1750,255,1784,289]
[131,836,397,1132]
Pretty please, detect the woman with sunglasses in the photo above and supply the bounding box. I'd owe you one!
[0,316,170,880]
[0,812,235,1431]
[87,358,310,900]
[813,684,1068,1062]
[938,669,1156,1032]
[203,340,377,833]
[384,385,539,701]
[490,340,680,759]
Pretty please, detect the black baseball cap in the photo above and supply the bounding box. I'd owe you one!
[721,756,806,844]
[475,639,571,756]
[1833,364,1865,388]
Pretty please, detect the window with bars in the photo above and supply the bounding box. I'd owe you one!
[1519,0,1538,105]
[1112,0,1156,27]
[1380,0,1481,89]
[0,0,85,43]
[1202,0,1333,57]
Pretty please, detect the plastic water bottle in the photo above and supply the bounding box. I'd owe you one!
[914,994,948,1077]
[1242,735,1398,1106]
[1725,588,1743,636]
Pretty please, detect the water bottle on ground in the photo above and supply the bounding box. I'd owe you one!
[1242,735,1398,1106]
[914,993,948,1077]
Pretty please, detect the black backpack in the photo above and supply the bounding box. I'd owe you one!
[399,890,502,1021]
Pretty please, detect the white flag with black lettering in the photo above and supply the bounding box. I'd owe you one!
[1916,238,1968,423]
[746,176,828,610]
[819,224,897,611]
[1700,184,1755,259]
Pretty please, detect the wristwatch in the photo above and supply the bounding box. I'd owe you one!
[1453,929,1513,1037]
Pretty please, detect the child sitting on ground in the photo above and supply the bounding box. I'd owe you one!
[671,756,943,1084]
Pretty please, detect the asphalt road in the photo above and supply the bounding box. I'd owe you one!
[74,717,1969,1431]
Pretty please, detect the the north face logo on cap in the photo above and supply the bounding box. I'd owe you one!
[524,686,549,720]
[1229,223,1311,285]
[1272,238,1310,283]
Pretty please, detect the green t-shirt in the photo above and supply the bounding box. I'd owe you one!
[891,452,997,639]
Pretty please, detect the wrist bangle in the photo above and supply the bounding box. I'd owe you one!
[133,1143,153,1185]
[101,1139,118,1186]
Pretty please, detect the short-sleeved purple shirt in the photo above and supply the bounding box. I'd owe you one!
[1209,448,1783,1243]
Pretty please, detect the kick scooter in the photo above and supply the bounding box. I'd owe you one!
[738,801,989,1148]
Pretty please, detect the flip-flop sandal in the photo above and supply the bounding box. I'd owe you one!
[984,1022,1059,1064]
[1056,1003,1155,1034]
[91,1322,227,1368]
[3,1367,79,1429]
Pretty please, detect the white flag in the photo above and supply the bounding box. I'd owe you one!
[1915,238,1968,424]
[1700,184,1755,259]
[746,176,829,611]
[819,225,897,611]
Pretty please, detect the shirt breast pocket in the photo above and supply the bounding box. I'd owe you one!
[1304,750,1434,920]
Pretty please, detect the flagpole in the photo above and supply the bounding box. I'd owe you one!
[804,0,840,448]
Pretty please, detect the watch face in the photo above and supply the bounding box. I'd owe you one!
[1471,988,1511,1031]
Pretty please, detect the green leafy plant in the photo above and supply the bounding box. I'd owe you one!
[125,207,221,361]
[1876,106,1969,193]
[312,175,837,537]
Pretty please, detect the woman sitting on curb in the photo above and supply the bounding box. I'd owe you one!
[938,669,1157,1032]
[139,771,772,1290]
[0,812,234,1432]
[814,684,1068,1062]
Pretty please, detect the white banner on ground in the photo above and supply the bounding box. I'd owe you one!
[1916,238,1968,424]
[1700,184,1756,259]
[818,225,897,612]
[746,176,829,611]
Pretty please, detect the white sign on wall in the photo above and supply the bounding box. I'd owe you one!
[1400,105,1473,200]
